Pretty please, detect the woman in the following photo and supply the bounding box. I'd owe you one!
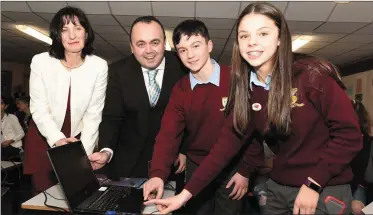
[350,100,372,214]
[23,6,108,194]
[145,3,362,215]
[1,96,25,161]
[16,96,32,133]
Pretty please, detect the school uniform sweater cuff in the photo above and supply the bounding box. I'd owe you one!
[149,170,168,182]
[307,165,332,188]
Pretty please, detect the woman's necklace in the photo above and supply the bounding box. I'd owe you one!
[61,59,85,70]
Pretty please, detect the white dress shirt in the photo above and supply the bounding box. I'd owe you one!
[142,57,165,102]
[29,52,108,155]
[1,114,25,148]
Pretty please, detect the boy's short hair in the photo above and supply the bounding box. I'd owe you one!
[172,19,210,47]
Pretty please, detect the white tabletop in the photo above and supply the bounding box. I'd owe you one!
[1,161,22,169]
[362,201,373,215]
[22,181,176,214]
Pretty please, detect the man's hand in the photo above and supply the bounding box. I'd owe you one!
[143,177,164,201]
[174,153,186,174]
[144,189,192,214]
[293,184,320,215]
[226,172,249,200]
[55,137,78,147]
[1,139,14,147]
[88,151,110,170]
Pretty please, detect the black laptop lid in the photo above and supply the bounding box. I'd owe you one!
[47,141,100,210]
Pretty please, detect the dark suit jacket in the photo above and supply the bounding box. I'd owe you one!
[98,51,188,178]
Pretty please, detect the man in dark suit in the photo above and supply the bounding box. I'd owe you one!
[88,16,188,179]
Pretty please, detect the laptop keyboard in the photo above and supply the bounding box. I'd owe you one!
[88,186,132,211]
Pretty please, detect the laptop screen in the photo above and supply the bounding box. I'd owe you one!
[47,141,100,210]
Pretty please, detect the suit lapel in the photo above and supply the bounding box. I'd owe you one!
[128,57,151,109]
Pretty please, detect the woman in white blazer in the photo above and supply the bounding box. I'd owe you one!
[1,96,25,160]
[24,6,108,194]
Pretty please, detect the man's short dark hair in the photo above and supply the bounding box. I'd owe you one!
[49,6,94,60]
[129,16,166,44]
[172,19,210,47]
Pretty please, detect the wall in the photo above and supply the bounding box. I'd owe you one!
[1,61,30,96]
[342,69,373,134]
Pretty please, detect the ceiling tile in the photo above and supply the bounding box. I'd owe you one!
[301,41,329,49]
[114,15,141,27]
[157,16,194,28]
[35,13,55,22]
[93,25,126,34]
[109,2,152,16]
[1,22,16,30]
[323,42,365,52]
[28,1,67,13]
[67,2,111,14]
[208,29,232,39]
[94,33,104,41]
[308,33,346,42]
[1,1,31,12]
[239,2,287,14]
[287,21,323,32]
[152,2,194,17]
[1,29,19,38]
[196,2,240,19]
[312,49,341,59]
[108,41,131,52]
[328,2,373,23]
[337,34,373,44]
[285,2,335,22]
[314,22,367,34]
[355,42,373,51]
[98,34,129,42]
[87,15,119,26]
[2,15,15,22]
[211,38,229,46]
[197,18,236,30]
[354,23,373,34]
[1,12,48,24]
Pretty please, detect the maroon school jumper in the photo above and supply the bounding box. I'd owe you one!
[24,88,71,193]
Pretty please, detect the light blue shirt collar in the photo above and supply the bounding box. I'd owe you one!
[249,71,271,91]
[190,59,220,90]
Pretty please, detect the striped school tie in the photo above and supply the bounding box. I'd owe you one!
[147,69,160,107]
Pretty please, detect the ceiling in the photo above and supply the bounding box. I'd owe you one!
[1,1,373,68]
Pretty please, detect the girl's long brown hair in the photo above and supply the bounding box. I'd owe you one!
[226,2,293,135]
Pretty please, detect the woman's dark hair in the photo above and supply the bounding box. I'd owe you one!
[172,19,210,47]
[227,2,293,135]
[49,6,94,60]
[352,100,371,135]
[1,96,17,114]
[17,96,30,106]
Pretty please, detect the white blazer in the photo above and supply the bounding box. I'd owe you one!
[1,114,25,148]
[29,52,108,154]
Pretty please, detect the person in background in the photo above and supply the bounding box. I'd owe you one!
[16,96,32,133]
[88,16,188,191]
[1,96,25,161]
[23,6,108,195]
[145,3,362,215]
[350,99,373,214]
[144,20,253,215]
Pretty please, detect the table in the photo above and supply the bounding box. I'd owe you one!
[1,161,22,170]
[22,180,176,214]
[362,201,373,215]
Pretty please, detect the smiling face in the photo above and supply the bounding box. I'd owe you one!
[130,21,166,70]
[237,13,280,73]
[61,16,86,54]
[175,34,212,73]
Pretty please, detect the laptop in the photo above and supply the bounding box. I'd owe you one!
[47,141,144,214]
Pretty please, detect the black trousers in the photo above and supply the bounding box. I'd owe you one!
[181,158,243,215]
[263,178,352,215]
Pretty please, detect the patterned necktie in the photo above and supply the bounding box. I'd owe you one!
[147,69,160,107]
